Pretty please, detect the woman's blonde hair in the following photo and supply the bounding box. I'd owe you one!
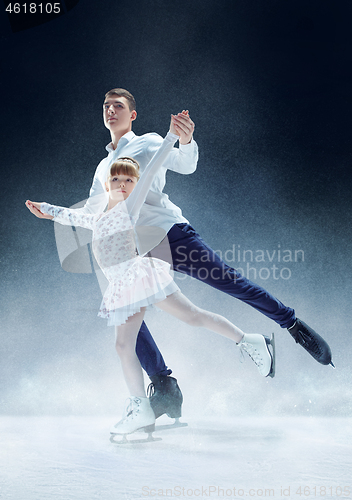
[108,157,140,180]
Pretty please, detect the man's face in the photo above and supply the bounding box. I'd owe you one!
[103,95,137,134]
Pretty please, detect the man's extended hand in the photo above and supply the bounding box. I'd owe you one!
[170,110,195,144]
[25,200,53,220]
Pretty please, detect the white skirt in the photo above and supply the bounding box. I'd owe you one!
[97,256,179,326]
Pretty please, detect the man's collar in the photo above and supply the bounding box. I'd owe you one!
[105,130,136,153]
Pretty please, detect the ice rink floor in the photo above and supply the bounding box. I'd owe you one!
[1,415,351,500]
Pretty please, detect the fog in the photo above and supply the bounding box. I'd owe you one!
[1,0,351,498]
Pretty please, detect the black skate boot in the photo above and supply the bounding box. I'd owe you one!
[288,319,334,367]
[147,375,183,419]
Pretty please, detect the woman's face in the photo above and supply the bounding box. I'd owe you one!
[106,173,138,201]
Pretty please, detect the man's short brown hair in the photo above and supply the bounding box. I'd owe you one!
[104,88,136,111]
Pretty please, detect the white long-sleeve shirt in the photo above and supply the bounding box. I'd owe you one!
[77,131,198,232]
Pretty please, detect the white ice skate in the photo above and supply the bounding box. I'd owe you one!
[110,396,161,444]
[238,333,275,377]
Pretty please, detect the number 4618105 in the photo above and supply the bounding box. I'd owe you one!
[6,3,61,14]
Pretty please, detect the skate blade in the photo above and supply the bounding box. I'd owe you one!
[110,423,162,444]
[265,332,276,378]
[110,424,162,444]
[155,418,188,432]
[110,431,162,445]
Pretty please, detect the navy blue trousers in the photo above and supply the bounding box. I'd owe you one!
[135,223,296,377]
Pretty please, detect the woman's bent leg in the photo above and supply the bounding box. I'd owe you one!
[156,292,274,377]
[156,291,244,343]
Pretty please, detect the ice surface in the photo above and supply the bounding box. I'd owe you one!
[1,415,351,500]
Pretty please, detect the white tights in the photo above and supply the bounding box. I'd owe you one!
[115,291,244,398]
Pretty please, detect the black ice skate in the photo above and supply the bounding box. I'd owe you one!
[288,319,334,367]
[147,375,187,430]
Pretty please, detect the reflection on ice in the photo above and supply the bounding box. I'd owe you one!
[1,416,352,500]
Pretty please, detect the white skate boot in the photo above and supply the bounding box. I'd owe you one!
[238,333,275,377]
[110,396,159,444]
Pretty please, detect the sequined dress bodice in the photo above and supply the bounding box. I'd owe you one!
[93,206,138,276]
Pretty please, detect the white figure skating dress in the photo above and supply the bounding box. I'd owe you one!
[41,132,180,326]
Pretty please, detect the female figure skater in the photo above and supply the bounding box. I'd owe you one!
[26,116,274,439]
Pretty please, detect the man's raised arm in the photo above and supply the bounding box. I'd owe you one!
[146,110,198,175]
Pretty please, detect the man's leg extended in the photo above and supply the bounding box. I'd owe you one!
[166,224,333,366]
[168,224,295,328]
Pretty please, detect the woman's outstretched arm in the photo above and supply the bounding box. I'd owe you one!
[25,200,95,230]
[25,200,53,220]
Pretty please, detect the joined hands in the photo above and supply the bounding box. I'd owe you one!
[170,110,195,144]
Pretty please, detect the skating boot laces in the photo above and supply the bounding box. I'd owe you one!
[147,382,155,398]
[239,342,264,369]
[122,396,142,422]
[292,328,322,357]
[288,319,334,366]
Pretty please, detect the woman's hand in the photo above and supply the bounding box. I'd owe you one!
[170,110,195,144]
[25,200,53,220]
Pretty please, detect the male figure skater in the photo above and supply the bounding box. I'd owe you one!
[33,88,333,421]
